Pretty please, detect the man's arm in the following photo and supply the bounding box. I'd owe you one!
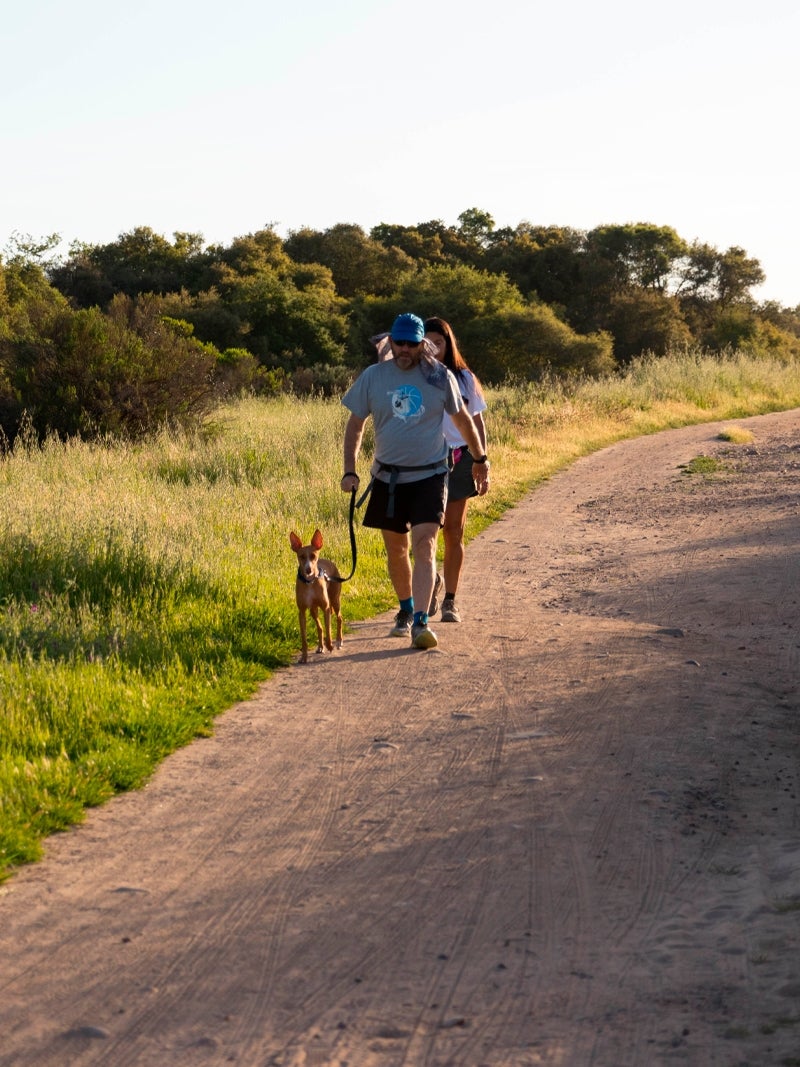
[341,413,367,492]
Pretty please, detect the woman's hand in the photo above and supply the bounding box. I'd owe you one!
[472,459,490,496]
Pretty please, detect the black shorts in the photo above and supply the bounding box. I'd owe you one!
[447,447,479,503]
[363,472,448,533]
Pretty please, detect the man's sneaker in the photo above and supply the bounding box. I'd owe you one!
[441,596,461,623]
[411,622,438,649]
[391,609,413,637]
[428,572,444,616]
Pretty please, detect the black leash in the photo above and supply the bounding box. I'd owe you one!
[330,488,358,583]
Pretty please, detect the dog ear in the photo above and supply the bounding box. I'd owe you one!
[311,529,324,550]
[289,532,303,551]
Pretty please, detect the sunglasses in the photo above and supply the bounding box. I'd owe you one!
[393,339,422,348]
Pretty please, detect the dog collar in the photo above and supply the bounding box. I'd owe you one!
[296,568,330,584]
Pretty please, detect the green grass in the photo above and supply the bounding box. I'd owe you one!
[680,455,723,475]
[2,345,800,880]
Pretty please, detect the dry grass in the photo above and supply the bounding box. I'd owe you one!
[717,425,756,444]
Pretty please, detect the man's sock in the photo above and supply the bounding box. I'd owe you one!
[413,611,429,627]
[400,597,413,614]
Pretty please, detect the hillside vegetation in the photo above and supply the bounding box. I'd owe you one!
[2,211,799,442]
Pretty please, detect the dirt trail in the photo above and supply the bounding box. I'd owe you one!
[1,410,799,1067]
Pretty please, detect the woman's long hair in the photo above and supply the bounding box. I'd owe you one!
[424,317,485,400]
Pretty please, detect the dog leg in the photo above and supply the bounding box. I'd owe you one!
[310,606,324,654]
[322,606,334,653]
[298,607,309,664]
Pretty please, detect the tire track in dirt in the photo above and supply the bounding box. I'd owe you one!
[97,742,348,1064]
[258,656,521,1063]
[227,652,494,1060]
[260,610,574,1065]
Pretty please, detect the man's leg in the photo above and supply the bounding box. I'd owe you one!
[381,529,412,600]
[410,522,439,619]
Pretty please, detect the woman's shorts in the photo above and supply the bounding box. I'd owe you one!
[362,472,448,533]
[447,447,479,503]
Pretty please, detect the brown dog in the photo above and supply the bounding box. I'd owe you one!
[289,529,343,664]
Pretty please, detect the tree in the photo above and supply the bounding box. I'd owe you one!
[217,271,348,368]
[50,227,212,308]
[716,246,765,305]
[457,207,495,248]
[584,224,688,292]
[675,242,767,347]
[757,301,800,338]
[602,289,692,362]
[369,223,446,264]
[2,231,61,269]
[156,288,252,352]
[673,241,719,301]
[0,258,70,339]
[412,218,484,267]
[484,224,585,306]
[284,223,414,297]
[675,242,765,306]
[210,228,288,279]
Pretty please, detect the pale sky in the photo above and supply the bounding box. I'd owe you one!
[3,0,798,306]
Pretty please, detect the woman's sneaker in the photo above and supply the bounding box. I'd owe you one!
[411,622,438,649]
[391,609,413,637]
[428,573,444,616]
[441,596,461,623]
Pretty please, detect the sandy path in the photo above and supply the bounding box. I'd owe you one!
[0,409,798,1067]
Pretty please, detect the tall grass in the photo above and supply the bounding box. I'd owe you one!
[2,347,799,880]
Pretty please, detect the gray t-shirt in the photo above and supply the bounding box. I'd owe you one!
[342,360,463,483]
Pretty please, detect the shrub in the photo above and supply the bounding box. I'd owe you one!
[0,289,219,442]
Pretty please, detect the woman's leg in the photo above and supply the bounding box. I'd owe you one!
[441,497,468,595]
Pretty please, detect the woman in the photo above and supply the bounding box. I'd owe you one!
[424,316,488,623]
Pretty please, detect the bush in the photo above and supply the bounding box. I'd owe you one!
[351,263,614,382]
[0,286,219,442]
[289,363,355,396]
[467,306,615,381]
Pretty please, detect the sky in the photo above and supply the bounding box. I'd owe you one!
[2,0,798,306]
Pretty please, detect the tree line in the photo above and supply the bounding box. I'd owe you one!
[1,209,798,442]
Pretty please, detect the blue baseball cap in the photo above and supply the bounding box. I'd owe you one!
[390,313,425,343]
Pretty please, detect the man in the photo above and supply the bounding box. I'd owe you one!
[341,313,489,649]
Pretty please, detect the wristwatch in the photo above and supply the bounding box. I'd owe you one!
[472,454,489,465]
